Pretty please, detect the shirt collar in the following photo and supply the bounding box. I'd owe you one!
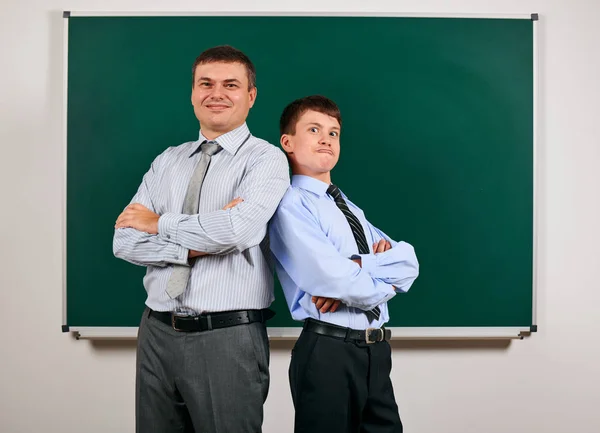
[291,175,331,197]
[190,123,251,157]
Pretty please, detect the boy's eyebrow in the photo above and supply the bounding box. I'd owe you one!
[305,122,340,131]
[306,122,340,129]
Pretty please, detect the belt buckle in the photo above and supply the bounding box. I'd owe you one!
[366,327,384,344]
[171,314,186,332]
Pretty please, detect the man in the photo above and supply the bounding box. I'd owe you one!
[113,45,289,433]
[269,95,419,432]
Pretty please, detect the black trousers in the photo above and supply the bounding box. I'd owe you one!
[289,326,403,433]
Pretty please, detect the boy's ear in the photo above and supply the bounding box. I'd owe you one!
[280,134,294,154]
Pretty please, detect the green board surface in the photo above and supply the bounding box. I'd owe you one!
[66,15,534,330]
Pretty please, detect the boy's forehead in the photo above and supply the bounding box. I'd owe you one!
[298,110,340,128]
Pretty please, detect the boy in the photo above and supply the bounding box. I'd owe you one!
[269,95,419,432]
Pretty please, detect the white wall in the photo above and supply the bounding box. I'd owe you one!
[1,0,599,432]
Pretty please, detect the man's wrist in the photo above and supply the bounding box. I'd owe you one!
[158,213,182,242]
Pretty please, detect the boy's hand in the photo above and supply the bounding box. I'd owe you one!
[312,296,341,313]
[373,239,392,253]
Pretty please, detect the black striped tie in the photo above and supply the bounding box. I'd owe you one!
[327,184,381,322]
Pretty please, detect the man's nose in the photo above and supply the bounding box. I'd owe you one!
[209,84,225,98]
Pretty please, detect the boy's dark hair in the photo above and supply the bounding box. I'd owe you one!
[280,95,342,136]
[191,45,256,90]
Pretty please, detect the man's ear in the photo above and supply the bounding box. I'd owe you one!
[248,86,257,108]
[280,134,294,154]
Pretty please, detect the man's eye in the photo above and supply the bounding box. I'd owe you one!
[225,84,238,88]
[199,82,211,87]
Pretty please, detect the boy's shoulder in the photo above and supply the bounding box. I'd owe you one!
[276,182,322,214]
[279,184,305,207]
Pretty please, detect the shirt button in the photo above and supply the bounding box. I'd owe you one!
[166,234,171,239]
[174,255,179,259]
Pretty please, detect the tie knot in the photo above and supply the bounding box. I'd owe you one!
[327,184,342,201]
[201,141,221,156]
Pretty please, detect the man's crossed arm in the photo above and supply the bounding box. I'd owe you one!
[115,198,244,260]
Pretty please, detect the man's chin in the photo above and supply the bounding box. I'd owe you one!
[201,119,229,130]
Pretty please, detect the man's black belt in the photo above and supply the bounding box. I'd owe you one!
[304,318,392,344]
[149,308,275,332]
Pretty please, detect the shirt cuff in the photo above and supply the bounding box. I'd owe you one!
[351,285,396,311]
[163,242,189,266]
[355,253,377,275]
[158,213,184,243]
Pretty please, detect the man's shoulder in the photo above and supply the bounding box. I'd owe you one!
[246,136,286,157]
[239,136,289,172]
[170,140,199,154]
[155,140,197,159]
[144,141,196,171]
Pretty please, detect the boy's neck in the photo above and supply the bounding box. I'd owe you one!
[292,169,331,184]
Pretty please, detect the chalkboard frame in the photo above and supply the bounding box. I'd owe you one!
[61,11,540,340]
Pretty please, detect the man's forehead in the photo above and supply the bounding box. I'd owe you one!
[195,61,247,78]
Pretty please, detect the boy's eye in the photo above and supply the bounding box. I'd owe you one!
[309,127,318,133]
[329,131,338,137]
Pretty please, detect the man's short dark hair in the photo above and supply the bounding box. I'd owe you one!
[191,45,256,90]
[280,95,342,136]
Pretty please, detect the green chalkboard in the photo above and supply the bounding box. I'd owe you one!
[65,15,535,333]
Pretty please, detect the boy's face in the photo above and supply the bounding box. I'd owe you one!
[280,110,340,183]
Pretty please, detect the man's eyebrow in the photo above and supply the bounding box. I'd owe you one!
[197,77,242,84]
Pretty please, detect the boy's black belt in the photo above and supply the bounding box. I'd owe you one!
[149,308,274,332]
[304,318,391,344]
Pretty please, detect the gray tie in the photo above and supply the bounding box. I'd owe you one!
[166,140,221,299]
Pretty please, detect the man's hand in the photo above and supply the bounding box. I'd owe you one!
[115,204,159,234]
[373,239,392,253]
[312,296,341,313]
[223,197,244,210]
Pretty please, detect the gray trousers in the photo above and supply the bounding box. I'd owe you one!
[136,308,270,433]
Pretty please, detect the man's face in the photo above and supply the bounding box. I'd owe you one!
[281,110,341,181]
[191,61,256,139]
